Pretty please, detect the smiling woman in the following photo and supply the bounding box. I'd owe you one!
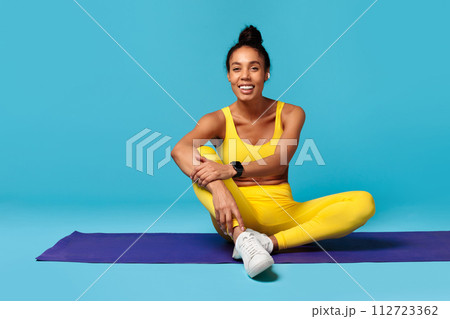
[226,25,270,100]
[170,25,376,278]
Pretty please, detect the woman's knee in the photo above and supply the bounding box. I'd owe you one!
[196,145,223,163]
[352,190,376,223]
[197,145,214,154]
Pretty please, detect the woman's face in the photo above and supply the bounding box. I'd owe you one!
[227,46,269,101]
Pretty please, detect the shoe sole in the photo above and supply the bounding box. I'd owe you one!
[248,257,274,278]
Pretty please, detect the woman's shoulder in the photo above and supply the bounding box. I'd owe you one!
[280,102,306,126]
[196,108,226,139]
[281,101,305,115]
[199,108,226,124]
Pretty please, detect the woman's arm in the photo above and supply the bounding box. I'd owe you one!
[171,111,245,233]
[240,104,306,178]
[171,111,228,193]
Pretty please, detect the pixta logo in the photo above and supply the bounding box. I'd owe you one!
[126,128,172,176]
[194,138,325,166]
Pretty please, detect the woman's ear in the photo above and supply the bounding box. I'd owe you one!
[227,72,230,82]
[265,68,270,81]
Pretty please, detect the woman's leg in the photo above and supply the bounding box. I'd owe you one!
[192,146,263,242]
[271,191,376,250]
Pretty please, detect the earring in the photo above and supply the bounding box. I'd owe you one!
[267,72,271,79]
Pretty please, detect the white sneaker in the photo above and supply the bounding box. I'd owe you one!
[234,231,274,278]
[232,228,274,260]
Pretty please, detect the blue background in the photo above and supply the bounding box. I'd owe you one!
[1,0,449,301]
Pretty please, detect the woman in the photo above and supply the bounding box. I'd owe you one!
[171,25,376,278]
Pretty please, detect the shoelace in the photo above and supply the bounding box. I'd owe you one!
[240,234,262,258]
[248,230,270,251]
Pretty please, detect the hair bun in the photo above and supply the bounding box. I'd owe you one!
[238,25,263,46]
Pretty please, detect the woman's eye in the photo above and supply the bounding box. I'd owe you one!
[232,67,258,71]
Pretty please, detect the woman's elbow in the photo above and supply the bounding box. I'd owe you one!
[171,144,191,162]
[171,146,180,160]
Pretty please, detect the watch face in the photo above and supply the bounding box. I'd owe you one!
[231,161,243,177]
[231,161,242,168]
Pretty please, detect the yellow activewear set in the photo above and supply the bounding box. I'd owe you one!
[193,101,376,250]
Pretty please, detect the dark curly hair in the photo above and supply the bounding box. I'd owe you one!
[225,25,271,73]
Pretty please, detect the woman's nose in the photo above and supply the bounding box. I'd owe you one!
[241,70,250,79]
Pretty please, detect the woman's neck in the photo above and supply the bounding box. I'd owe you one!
[234,96,273,122]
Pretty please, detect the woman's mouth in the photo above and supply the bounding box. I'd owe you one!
[238,85,255,94]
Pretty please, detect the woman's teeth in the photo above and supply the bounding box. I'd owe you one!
[239,86,254,90]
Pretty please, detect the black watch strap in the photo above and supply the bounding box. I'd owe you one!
[230,161,244,178]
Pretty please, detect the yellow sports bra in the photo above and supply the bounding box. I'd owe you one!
[216,100,285,164]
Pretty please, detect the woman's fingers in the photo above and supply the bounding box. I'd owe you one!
[197,170,208,186]
[217,210,233,237]
[217,209,245,235]
[198,169,220,187]
[192,170,202,183]
[191,163,206,182]
[197,170,210,187]
[215,212,221,229]
[194,167,208,186]
[226,211,233,237]
[220,210,227,233]
[215,210,223,232]
[190,162,202,179]
[232,207,245,231]
[199,172,218,187]
[210,187,244,238]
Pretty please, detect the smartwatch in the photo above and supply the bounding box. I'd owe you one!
[230,161,244,178]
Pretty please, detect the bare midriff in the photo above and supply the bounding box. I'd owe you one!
[233,167,289,187]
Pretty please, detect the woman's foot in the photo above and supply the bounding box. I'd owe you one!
[234,231,274,278]
[232,228,274,259]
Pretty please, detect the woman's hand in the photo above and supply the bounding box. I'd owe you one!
[210,183,245,236]
[190,154,236,187]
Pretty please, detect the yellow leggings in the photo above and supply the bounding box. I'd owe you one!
[193,146,376,250]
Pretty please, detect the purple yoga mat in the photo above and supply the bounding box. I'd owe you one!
[36,231,450,264]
